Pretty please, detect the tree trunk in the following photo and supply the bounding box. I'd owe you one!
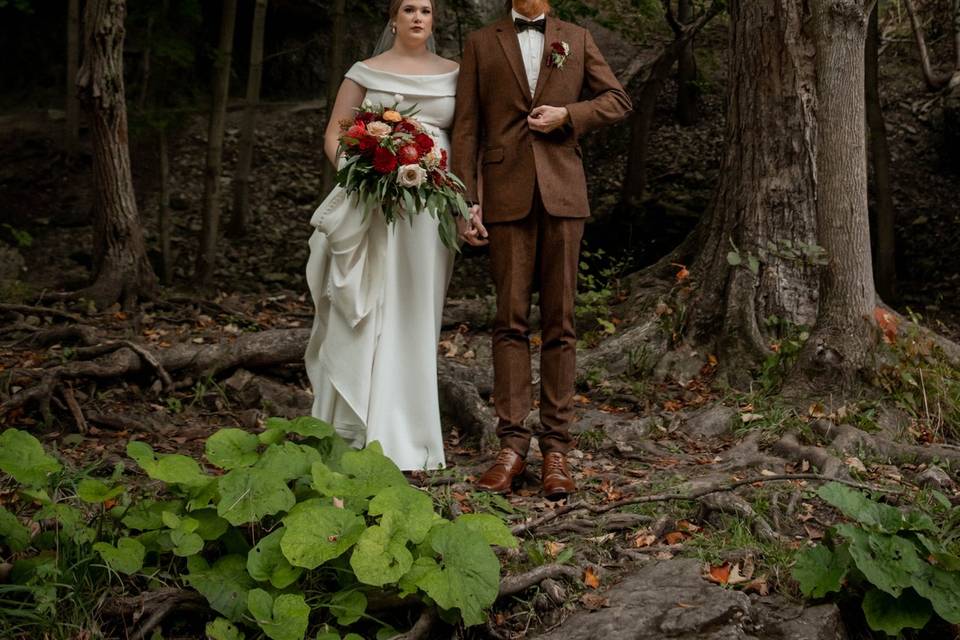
[195,0,238,286]
[137,12,153,110]
[865,5,896,302]
[228,0,268,238]
[76,0,157,309]
[683,0,820,366]
[320,0,346,196]
[675,0,700,126]
[797,0,877,387]
[66,0,81,156]
[158,128,172,285]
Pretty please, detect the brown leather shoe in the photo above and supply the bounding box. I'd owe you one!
[541,452,576,499]
[475,448,526,493]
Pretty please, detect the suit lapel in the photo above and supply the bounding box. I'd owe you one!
[495,17,532,103]
[532,17,560,105]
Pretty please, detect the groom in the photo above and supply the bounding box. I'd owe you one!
[452,0,631,498]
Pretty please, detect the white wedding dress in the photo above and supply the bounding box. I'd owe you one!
[305,61,458,470]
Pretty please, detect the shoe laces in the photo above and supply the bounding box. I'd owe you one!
[543,454,566,475]
[495,448,517,466]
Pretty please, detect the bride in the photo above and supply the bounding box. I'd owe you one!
[305,0,461,470]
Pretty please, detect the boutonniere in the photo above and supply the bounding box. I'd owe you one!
[547,41,571,69]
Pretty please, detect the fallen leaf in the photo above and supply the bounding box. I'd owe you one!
[544,541,566,558]
[743,576,770,596]
[874,307,898,344]
[672,263,690,283]
[676,520,702,533]
[664,531,688,545]
[740,413,765,423]
[586,533,616,544]
[705,562,732,585]
[726,564,751,585]
[845,456,867,473]
[803,523,824,540]
[583,567,601,589]
[633,531,657,548]
[580,593,609,610]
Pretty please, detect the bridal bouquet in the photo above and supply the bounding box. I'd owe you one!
[335,98,470,251]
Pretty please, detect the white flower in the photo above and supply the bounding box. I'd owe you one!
[394,93,405,105]
[397,164,427,188]
[366,121,392,139]
[361,98,373,109]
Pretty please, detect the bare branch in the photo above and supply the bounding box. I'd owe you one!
[903,0,954,89]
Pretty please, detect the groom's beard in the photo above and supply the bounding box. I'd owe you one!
[512,0,551,18]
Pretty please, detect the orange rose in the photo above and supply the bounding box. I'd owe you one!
[382,110,403,123]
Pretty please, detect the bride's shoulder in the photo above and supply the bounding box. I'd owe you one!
[358,53,458,76]
[432,55,459,73]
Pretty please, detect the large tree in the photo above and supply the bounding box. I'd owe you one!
[76,0,157,309]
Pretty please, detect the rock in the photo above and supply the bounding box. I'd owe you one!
[917,465,956,491]
[533,558,846,640]
[604,416,657,445]
[0,246,25,280]
[682,405,737,439]
[653,346,706,385]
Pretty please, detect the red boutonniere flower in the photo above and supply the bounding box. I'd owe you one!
[547,41,571,69]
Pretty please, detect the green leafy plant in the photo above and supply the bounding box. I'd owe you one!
[576,246,631,345]
[0,418,517,638]
[793,482,960,637]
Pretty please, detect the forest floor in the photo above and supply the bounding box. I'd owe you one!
[2,21,960,640]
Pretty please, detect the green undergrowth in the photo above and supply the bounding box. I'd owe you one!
[0,418,517,639]
[793,482,960,637]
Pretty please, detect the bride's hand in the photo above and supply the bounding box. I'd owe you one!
[458,204,489,247]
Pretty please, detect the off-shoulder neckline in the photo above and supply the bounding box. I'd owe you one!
[356,60,459,78]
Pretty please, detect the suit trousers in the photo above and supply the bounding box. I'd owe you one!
[486,185,585,457]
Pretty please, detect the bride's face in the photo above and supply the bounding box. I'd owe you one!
[394,0,434,48]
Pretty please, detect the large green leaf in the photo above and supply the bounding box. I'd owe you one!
[247,589,310,640]
[281,502,365,569]
[818,483,903,533]
[93,537,146,575]
[0,507,31,552]
[368,485,435,544]
[837,525,923,597]
[217,467,296,526]
[256,442,322,482]
[186,555,255,621]
[456,513,519,549]
[264,416,336,440]
[311,442,406,500]
[247,528,303,589]
[407,518,501,626]
[127,441,210,488]
[350,524,413,586]
[911,562,960,623]
[206,617,245,640]
[205,429,260,470]
[862,588,932,636]
[192,508,230,541]
[0,429,62,487]
[76,478,125,503]
[793,544,850,598]
[329,590,367,626]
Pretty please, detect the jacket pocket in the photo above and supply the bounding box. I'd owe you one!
[482,147,504,164]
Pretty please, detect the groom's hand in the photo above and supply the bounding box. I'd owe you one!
[527,105,570,133]
[459,204,489,247]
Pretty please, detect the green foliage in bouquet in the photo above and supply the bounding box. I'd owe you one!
[793,482,960,637]
[0,419,517,638]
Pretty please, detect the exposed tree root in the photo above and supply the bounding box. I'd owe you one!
[771,432,850,479]
[392,606,437,640]
[437,359,496,452]
[809,418,960,467]
[498,564,582,598]
[99,587,207,640]
[536,512,652,537]
[698,492,782,543]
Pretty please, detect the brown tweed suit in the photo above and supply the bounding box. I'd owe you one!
[452,14,631,456]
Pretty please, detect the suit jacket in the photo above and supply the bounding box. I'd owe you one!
[452,14,632,223]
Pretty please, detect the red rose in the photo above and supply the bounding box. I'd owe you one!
[396,120,419,134]
[431,171,443,186]
[358,135,378,155]
[373,146,398,173]
[552,42,565,53]
[413,133,434,154]
[397,144,420,165]
[359,111,377,124]
[345,121,366,142]
[439,149,448,170]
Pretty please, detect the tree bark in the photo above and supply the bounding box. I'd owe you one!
[675,0,700,126]
[683,0,820,365]
[797,0,877,388]
[865,5,896,302]
[228,0,268,238]
[320,0,346,197]
[66,0,81,156]
[195,0,238,286]
[76,0,157,310]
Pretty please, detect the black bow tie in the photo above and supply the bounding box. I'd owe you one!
[514,17,546,33]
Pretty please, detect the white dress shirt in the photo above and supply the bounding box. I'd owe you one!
[512,9,545,97]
